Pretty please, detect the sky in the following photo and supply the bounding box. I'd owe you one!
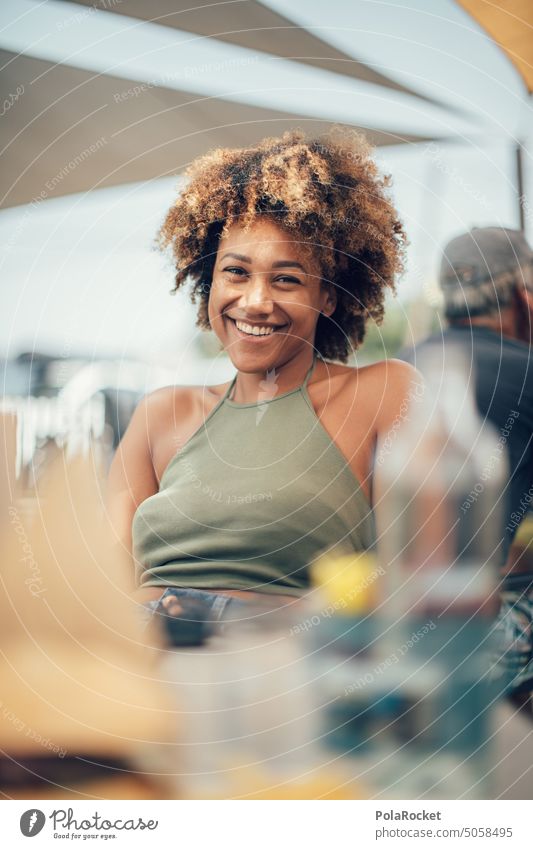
[0,0,531,367]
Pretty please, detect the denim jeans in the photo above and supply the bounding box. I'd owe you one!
[492,572,533,694]
[140,586,245,630]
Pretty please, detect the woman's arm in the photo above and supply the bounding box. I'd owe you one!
[106,394,160,571]
[106,386,199,592]
[369,359,424,499]
[374,359,424,441]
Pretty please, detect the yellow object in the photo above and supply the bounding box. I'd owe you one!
[310,550,381,614]
[513,516,533,548]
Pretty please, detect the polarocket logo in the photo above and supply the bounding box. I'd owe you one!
[20,809,46,836]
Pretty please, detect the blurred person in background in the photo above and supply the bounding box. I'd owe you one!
[401,226,533,714]
[107,127,420,634]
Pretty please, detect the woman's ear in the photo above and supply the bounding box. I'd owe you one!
[322,285,337,318]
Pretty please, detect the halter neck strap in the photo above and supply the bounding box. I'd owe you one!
[303,352,320,388]
[225,352,320,406]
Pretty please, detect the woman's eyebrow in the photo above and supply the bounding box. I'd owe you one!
[271,260,306,271]
[220,252,251,263]
[219,252,306,272]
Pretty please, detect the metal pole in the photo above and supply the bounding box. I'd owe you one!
[516,143,525,232]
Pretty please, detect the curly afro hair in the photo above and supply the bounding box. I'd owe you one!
[158,126,406,362]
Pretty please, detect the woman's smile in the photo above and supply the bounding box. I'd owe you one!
[225,315,290,341]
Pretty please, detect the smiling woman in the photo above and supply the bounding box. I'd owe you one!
[107,127,420,613]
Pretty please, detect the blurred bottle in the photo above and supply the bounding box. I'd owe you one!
[304,547,447,798]
[373,349,506,796]
[291,352,507,798]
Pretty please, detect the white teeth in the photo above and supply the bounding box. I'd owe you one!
[234,320,276,336]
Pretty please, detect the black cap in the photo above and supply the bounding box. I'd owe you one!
[439,227,533,318]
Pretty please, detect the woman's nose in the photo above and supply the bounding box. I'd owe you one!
[241,275,274,313]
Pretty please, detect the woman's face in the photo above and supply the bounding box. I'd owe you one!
[208,218,336,372]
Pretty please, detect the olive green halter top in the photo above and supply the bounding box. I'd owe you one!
[132,356,375,596]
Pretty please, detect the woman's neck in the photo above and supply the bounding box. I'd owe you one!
[230,350,315,404]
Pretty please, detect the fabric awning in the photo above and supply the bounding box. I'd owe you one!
[457,0,533,93]
[0,49,434,210]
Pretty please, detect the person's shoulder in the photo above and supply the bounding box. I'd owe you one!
[141,384,197,410]
[142,381,229,408]
[469,329,533,383]
[139,381,231,429]
[498,334,533,362]
[134,385,193,425]
[121,387,193,446]
[347,358,422,394]
[359,357,420,380]
[344,358,423,429]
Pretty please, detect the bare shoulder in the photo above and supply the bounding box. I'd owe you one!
[141,381,226,427]
[360,359,423,430]
[141,384,196,419]
[142,383,200,408]
[336,358,421,392]
[359,358,421,390]
[144,382,229,407]
[338,358,423,430]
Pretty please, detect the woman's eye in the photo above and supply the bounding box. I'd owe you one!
[276,275,302,285]
[222,268,301,285]
[224,266,247,277]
